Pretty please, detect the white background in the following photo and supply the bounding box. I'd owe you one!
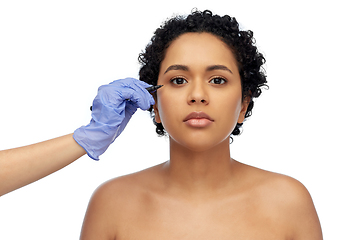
[0,0,359,239]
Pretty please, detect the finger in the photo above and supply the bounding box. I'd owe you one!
[125,88,154,111]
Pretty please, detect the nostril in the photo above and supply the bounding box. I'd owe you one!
[190,99,207,103]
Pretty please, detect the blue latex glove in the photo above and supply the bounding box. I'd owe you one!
[73,78,155,160]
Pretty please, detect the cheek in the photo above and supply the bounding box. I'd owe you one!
[156,91,181,125]
[215,91,243,124]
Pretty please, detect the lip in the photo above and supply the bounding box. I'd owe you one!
[183,111,214,127]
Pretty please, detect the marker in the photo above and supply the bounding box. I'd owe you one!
[146,85,163,93]
[90,85,163,111]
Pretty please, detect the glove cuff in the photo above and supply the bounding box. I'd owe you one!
[73,122,118,160]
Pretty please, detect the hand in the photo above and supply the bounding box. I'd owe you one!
[73,78,155,160]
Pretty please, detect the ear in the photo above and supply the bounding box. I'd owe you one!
[237,96,251,124]
[153,99,161,123]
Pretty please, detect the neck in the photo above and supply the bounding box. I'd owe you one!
[163,137,237,195]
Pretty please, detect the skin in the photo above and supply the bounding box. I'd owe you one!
[80,33,323,240]
[0,134,86,196]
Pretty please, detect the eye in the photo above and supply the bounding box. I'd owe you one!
[209,77,227,85]
[170,77,188,85]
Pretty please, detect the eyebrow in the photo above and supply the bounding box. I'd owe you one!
[164,64,233,74]
[206,65,233,74]
[164,64,189,74]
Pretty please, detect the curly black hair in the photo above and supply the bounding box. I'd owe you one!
[139,9,268,137]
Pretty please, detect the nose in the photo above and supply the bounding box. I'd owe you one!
[187,80,209,105]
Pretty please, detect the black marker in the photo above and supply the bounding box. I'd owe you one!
[146,85,163,93]
[90,85,163,111]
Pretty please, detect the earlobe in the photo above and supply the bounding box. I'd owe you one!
[237,97,250,124]
[153,101,161,123]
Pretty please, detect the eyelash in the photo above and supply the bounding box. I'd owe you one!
[209,77,227,85]
[170,76,227,85]
[170,77,188,85]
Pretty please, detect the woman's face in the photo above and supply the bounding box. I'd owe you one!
[154,32,248,151]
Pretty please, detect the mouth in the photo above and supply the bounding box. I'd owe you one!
[183,111,214,127]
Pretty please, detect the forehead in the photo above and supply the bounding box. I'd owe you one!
[160,32,239,74]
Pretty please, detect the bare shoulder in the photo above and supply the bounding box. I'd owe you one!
[90,162,165,208]
[238,163,323,240]
[251,165,312,202]
[238,163,313,202]
[80,163,165,240]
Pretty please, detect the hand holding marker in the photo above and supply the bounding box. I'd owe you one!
[74,78,162,160]
[90,84,162,111]
[0,78,162,196]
